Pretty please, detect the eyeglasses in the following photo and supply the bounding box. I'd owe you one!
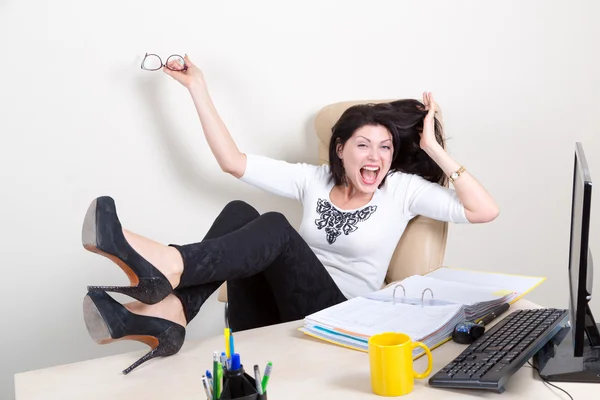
[141,53,187,71]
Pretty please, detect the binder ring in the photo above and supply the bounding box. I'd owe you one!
[392,284,406,305]
[421,288,434,307]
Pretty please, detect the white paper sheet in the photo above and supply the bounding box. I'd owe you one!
[426,267,545,300]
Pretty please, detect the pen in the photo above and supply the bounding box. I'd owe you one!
[212,351,219,400]
[229,332,235,358]
[254,365,263,395]
[201,375,212,400]
[220,352,227,369]
[261,361,272,392]
[206,370,213,388]
[216,361,223,398]
[230,353,241,371]
[224,328,231,359]
[476,303,510,326]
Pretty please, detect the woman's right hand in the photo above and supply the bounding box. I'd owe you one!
[163,55,205,90]
[162,54,245,177]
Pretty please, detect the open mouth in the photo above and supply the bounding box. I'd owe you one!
[360,165,380,185]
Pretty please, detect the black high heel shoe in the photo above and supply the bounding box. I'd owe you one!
[83,290,186,375]
[82,196,173,304]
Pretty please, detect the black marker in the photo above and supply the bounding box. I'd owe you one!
[477,302,510,326]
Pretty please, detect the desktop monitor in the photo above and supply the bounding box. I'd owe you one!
[568,142,600,355]
[534,142,600,382]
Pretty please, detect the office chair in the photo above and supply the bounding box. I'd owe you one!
[217,99,449,326]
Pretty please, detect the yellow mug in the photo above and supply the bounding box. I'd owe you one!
[368,332,433,396]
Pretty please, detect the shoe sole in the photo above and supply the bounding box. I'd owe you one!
[82,197,140,286]
[82,198,97,250]
[83,295,112,344]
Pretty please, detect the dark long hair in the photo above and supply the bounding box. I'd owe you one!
[388,99,446,185]
[328,100,446,187]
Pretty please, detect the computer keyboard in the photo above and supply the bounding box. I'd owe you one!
[429,308,569,393]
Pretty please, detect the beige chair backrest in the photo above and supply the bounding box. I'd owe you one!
[218,98,448,302]
[314,100,448,285]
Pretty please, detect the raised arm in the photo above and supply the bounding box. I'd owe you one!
[163,56,246,178]
[420,92,499,223]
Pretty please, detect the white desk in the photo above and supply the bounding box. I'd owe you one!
[14,300,596,399]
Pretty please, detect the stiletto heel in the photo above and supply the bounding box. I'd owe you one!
[82,196,173,304]
[83,291,186,375]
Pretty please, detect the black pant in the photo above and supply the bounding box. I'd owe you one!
[171,201,347,332]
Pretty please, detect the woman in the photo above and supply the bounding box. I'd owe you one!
[82,56,499,374]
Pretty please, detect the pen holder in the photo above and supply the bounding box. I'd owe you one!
[218,365,267,400]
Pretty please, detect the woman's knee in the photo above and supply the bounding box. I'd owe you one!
[261,211,292,228]
[223,200,259,217]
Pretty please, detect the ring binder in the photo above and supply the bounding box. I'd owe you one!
[392,284,435,307]
[392,284,406,304]
[302,269,546,355]
[421,288,434,307]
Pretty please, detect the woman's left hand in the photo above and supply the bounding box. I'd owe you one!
[420,92,440,151]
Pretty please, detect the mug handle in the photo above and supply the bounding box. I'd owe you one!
[412,341,433,379]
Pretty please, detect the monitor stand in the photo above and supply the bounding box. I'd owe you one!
[533,307,600,383]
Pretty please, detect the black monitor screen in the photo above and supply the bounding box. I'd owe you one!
[568,142,593,356]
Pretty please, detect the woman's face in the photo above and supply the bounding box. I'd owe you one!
[337,124,394,194]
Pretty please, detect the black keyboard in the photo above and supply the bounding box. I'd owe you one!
[429,308,569,393]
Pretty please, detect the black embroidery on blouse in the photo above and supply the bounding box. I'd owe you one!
[314,199,377,244]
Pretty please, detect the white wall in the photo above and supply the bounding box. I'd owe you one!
[1,0,599,398]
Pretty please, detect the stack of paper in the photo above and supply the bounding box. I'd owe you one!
[302,296,464,357]
[300,268,545,358]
